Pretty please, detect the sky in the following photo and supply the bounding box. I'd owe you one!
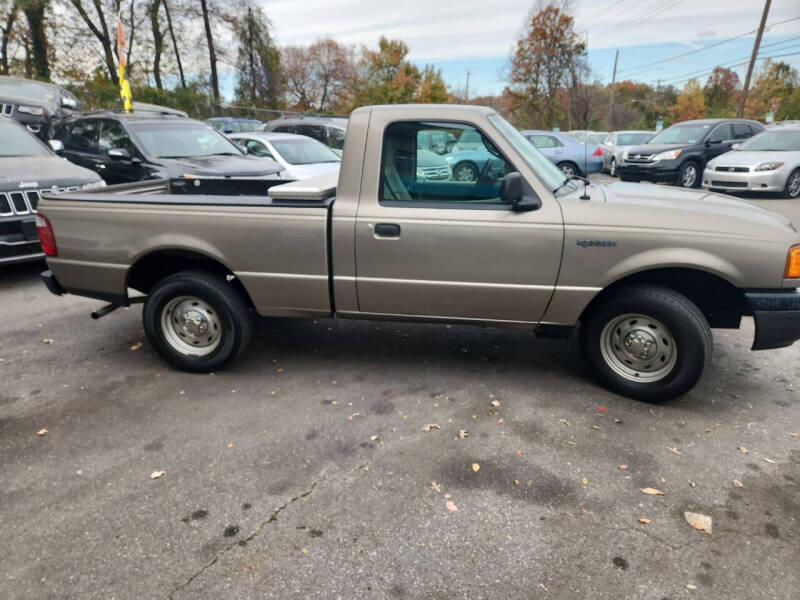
[260,0,800,96]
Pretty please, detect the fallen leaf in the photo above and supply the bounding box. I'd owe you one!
[445,500,459,512]
[421,423,440,432]
[790,432,798,438]
[639,518,652,524]
[640,487,664,495]
[733,479,743,488]
[592,425,601,430]
[301,548,308,554]
[538,583,549,592]
[619,464,628,470]
[150,470,165,480]
[667,447,682,456]
[738,446,749,454]
[597,405,607,413]
[559,418,571,426]
[490,399,500,407]
[762,457,775,464]
[660,477,667,484]
[457,429,468,439]
[614,418,624,424]
[472,463,480,472]
[382,389,391,396]
[369,435,379,441]
[684,511,712,534]
[581,478,588,486]
[130,342,143,351]
[516,450,523,457]
[686,584,697,590]
[497,418,504,425]
[42,338,54,344]
[227,443,234,448]
[513,479,520,486]
[36,428,48,436]
[431,481,441,493]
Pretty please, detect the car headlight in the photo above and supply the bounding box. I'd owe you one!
[652,149,682,161]
[416,168,425,178]
[81,180,107,190]
[443,155,454,162]
[17,105,45,116]
[622,150,629,159]
[754,162,784,171]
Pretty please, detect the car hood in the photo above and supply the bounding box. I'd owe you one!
[0,93,54,115]
[284,162,340,180]
[708,150,800,168]
[0,155,102,190]
[153,155,283,177]
[625,143,688,156]
[561,180,797,243]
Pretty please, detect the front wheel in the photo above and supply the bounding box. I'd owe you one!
[143,270,253,372]
[453,162,478,182]
[558,162,579,177]
[579,285,712,402]
[784,168,800,199]
[609,158,618,177]
[677,161,700,188]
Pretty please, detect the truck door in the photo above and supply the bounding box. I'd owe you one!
[354,120,563,324]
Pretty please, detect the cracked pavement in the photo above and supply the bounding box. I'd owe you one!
[1,193,798,599]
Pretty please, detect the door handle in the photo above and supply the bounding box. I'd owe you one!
[374,223,401,237]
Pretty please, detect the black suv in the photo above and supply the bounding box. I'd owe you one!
[617,118,765,188]
[0,75,80,139]
[52,112,283,185]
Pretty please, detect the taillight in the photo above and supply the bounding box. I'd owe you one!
[592,147,602,157]
[34,213,57,257]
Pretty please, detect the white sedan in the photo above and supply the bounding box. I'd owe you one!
[228,131,341,180]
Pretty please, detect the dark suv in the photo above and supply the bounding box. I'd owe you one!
[617,118,764,188]
[52,112,283,184]
[0,75,80,139]
[264,115,348,155]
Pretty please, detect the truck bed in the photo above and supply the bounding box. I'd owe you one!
[38,177,337,318]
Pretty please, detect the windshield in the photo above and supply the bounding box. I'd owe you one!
[0,121,50,157]
[647,123,710,145]
[270,137,340,165]
[129,122,243,158]
[617,133,653,146]
[738,130,800,152]
[488,113,565,191]
[0,79,56,106]
[587,133,607,145]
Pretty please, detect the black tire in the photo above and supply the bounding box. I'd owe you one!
[453,162,479,182]
[784,168,800,199]
[579,285,712,402]
[143,270,253,372]
[609,157,618,177]
[676,161,701,188]
[557,161,580,177]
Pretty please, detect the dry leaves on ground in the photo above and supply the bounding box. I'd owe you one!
[458,429,468,439]
[445,500,459,512]
[36,428,48,436]
[640,487,664,495]
[430,481,441,493]
[490,400,500,408]
[471,463,480,472]
[421,423,440,432]
[738,446,749,454]
[639,518,652,524]
[733,479,744,488]
[130,342,143,351]
[684,511,712,534]
[150,470,165,480]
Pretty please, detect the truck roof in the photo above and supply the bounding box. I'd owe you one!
[355,104,498,116]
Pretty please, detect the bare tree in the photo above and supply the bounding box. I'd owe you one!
[0,0,19,74]
[283,38,354,112]
[148,0,162,88]
[199,0,219,105]
[162,0,184,88]
[67,0,118,84]
[20,0,49,80]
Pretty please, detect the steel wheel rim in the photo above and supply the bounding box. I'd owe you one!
[600,313,678,383]
[681,164,697,187]
[161,295,222,356]
[454,165,476,182]
[560,164,575,176]
[788,172,800,197]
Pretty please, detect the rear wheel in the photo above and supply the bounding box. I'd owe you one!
[558,161,580,177]
[677,161,700,188]
[579,285,712,402]
[143,270,252,372]
[784,168,800,199]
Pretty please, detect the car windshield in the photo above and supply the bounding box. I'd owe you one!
[737,130,800,152]
[0,121,50,157]
[647,123,710,145]
[617,133,652,146]
[0,79,57,105]
[129,122,243,158]
[488,113,566,191]
[270,137,341,164]
[587,133,607,145]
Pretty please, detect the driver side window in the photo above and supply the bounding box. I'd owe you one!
[380,121,514,207]
[98,121,136,156]
[245,139,273,158]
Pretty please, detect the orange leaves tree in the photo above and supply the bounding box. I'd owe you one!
[506,1,586,129]
[668,79,706,122]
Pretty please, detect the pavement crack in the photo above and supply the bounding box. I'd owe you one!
[167,476,326,599]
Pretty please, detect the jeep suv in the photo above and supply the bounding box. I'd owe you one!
[0,75,80,139]
[617,118,764,188]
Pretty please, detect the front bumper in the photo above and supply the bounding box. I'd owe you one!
[702,167,788,194]
[0,215,44,265]
[746,289,800,350]
[617,159,680,182]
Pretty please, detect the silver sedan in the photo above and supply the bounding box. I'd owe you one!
[702,128,800,198]
[599,130,655,176]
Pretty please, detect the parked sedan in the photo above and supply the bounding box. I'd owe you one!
[702,127,800,198]
[567,130,609,146]
[600,130,655,176]
[522,130,603,176]
[229,132,340,180]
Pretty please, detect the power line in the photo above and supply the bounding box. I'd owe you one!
[664,51,800,87]
[579,0,627,25]
[604,0,687,43]
[592,0,663,37]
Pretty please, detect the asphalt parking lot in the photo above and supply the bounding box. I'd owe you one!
[2,185,799,599]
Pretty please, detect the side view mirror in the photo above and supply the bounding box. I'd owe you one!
[731,143,741,150]
[108,148,131,160]
[48,139,64,153]
[236,143,248,155]
[502,172,541,212]
[61,97,78,109]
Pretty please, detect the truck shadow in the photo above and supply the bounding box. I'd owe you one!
[0,259,45,287]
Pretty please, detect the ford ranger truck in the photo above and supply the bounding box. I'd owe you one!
[35,104,800,402]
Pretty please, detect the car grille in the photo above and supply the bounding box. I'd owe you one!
[0,187,79,217]
[420,165,451,179]
[715,166,749,173]
[710,180,747,188]
[625,153,654,163]
[0,103,13,116]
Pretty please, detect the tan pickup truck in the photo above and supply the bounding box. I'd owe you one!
[35,105,800,401]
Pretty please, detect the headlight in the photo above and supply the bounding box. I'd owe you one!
[17,105,45,116]
[622,150,629,159]
[652,149,682,161]
[443,155,454,162]
[755,162,784,171]
[415,168,425,178]
[81,180,107,190]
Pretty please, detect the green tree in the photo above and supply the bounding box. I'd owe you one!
[415,65,448,103]
[704,66,739,117]
[352,37,419,105]
[233,2,281,108]
[744,60,798,121]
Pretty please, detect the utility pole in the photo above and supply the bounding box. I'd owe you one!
[737,0,771,118]
[464,70,471,103]
[607,49,619,130]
